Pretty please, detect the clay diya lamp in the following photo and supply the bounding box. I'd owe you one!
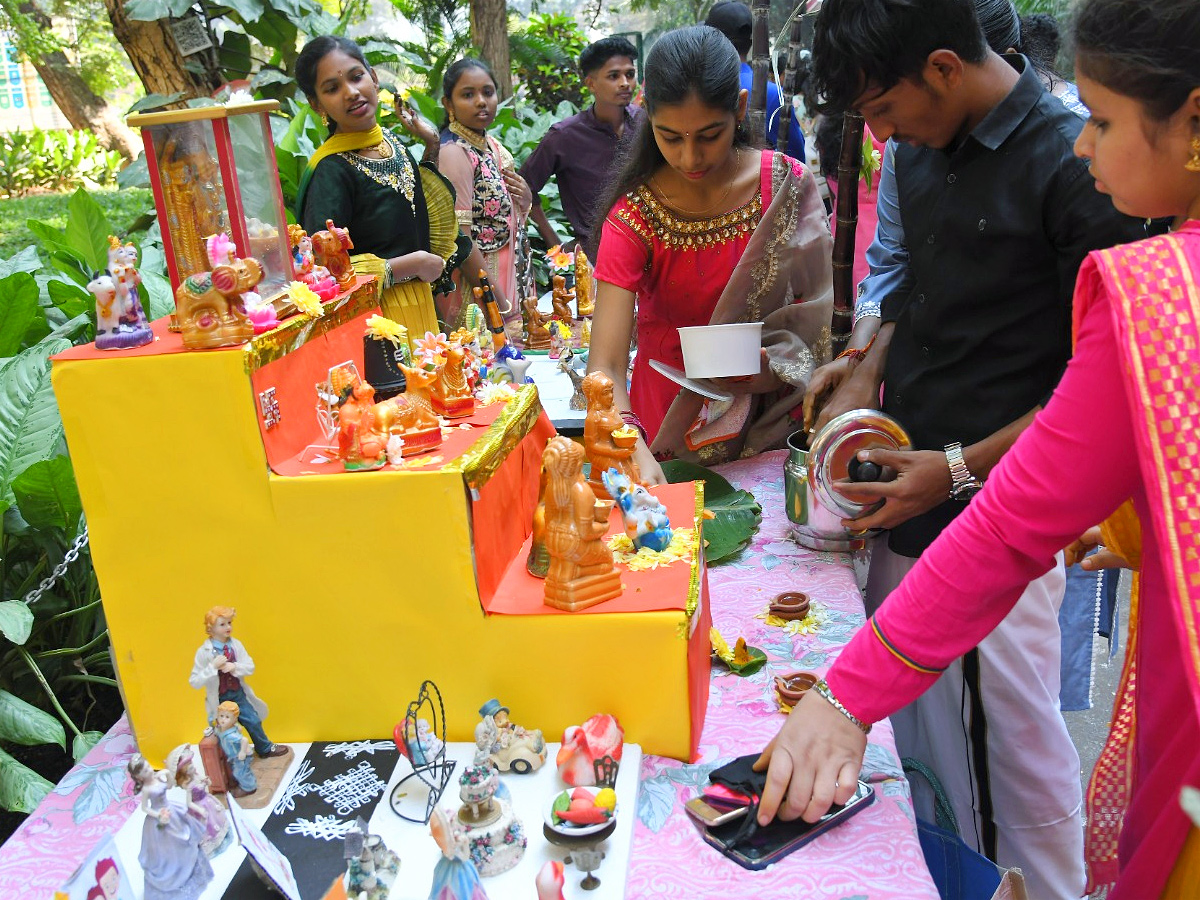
[593,498,615,524]
[774,670,818,709]
[769,591,811,621]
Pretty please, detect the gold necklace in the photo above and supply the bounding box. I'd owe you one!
[655,147,741,218]
[449,120,489,153]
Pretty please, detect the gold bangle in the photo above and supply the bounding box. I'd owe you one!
[813,680,872,734]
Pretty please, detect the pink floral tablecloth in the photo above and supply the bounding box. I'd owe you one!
[626,451,937,899]
[0,450,936,899]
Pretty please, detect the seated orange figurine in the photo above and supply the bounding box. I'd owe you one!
[431,341,475,419]
[551,274,575,322]
[523,295,552,350]
[311,219,355,288]
[582,371,640,498]
[542,435,623,611]
[375,363,443,456]
[334,375,387,471]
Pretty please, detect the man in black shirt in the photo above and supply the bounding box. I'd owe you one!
[799,0,1143,896]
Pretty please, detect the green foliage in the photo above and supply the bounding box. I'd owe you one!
[0,189,153,262]
[515,13,587,113]
[660,460,763,563]
[0,129,125,200]
[0,189,152,810]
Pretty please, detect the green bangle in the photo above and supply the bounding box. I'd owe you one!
[813,679,872,734]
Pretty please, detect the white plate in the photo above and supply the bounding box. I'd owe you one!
[648,359,735,403]
[544,785,617,837]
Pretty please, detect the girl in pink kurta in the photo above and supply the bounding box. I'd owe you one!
[757,1,1200,895]
[591,26,832,481]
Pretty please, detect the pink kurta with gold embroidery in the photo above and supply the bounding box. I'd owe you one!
[826,221,1200,898]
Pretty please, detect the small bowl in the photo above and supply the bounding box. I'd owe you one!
[544,785,617,837]
[769,591,811,621]
[611,427,639,449]
[677,322,763,379]
[774,670,819,708]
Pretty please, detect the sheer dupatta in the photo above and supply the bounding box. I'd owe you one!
[652,153,833,464]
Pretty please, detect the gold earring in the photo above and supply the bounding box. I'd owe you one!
[447,108,457,125]
[1186,135,1200,174]
[320,112,328,127]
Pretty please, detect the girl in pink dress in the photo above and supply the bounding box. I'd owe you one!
[756,0,1200,895]
[590,25,832,482]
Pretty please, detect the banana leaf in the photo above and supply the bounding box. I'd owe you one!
[661,460,762,565]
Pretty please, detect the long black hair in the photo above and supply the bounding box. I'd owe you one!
[439,57,497,131]
[295,35,371,135]
[594,25,751,227]
[1073,0,1200,122]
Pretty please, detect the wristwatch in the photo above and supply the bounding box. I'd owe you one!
[944,442,984,499]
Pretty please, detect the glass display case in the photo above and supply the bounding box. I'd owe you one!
[127,100,294,305]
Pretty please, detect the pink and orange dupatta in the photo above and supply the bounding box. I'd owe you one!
[1076,221,1200,893]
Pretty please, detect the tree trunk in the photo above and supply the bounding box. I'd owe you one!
[103,0,217,101]
[16,3,139,159]
[831,113,865,355]
[469,0,512,100]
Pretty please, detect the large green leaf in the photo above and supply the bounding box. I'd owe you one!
[0,746,54,813]
[72,731,103,763]
[0,273,39,357]
[127,92,185,114]
[0,601,33,645]
[0,690,65,747]
[0,337,72,504]
[661,460,762,564]
[12,455,81,532]
[46,278,90,321]
[63,188,111,273]
[0,247,43,278]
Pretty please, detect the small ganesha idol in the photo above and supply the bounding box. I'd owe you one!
[91,236,153,350]
[601,469,673,552]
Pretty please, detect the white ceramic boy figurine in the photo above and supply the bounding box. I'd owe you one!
[189,605,290,760]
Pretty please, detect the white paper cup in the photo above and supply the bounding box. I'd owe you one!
[677,322,764,379]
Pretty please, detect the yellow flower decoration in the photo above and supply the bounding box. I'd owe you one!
[365,314,408,346]
[710,627,733,663]
[607,527,694,571]
[551,250,573,270]
[289,281,324,318]
[551,319,572,340]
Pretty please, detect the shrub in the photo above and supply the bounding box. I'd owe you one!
[0,129,125,199]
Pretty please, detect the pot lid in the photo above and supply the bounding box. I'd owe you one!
[808,409,912,519]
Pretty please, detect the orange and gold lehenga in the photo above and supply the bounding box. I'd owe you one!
[823,220,1200,899]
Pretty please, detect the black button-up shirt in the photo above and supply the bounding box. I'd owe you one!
[881,56,1143,557]
[519,104,644,251]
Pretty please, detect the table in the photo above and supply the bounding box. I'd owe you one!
[0,451,936,899]
[524,352,585,435]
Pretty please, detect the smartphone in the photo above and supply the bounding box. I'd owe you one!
[685,795,750,827]
[701,780,876,870]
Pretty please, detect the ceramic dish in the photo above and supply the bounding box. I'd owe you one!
[544,785,618,837]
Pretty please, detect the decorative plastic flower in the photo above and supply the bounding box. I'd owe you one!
[365,314,408,346]
[551,249,574,271]
[413,330,450,367]
[289,281,324,318]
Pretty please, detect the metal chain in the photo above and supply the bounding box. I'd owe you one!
[22,525,90,607]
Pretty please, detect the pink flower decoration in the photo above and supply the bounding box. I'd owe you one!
[483,198,501,217]
[479,227,496,243]
[413,330,450,366]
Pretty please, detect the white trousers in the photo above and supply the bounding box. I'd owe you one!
[866,538,1085,900]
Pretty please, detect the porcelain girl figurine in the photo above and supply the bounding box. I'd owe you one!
[166,743,230,856]
[128,754,213,900]
[428,806,489,900]
[189,605,289,762]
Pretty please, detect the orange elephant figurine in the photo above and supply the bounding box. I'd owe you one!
[311,219,355,288]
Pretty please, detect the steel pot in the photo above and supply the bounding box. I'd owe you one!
[784,409,912,552]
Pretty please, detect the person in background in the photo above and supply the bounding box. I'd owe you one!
[759,0,1200,894]
[703,1,806,160]
[520,37,644,257]
[784,0,1143,895]
[589,25,832,483]
[295,35,454,340]
[438,57,534,342]
[1020,12,1088,115]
